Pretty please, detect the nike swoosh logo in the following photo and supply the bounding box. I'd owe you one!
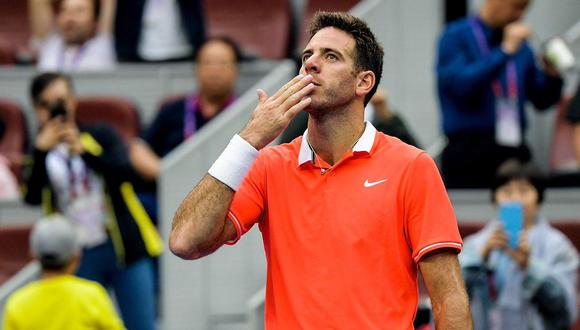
[364,179,388,188]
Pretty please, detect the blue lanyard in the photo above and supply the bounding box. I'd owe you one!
[183,94,236,140]
[469,17,519,99]
[183,95,199,140]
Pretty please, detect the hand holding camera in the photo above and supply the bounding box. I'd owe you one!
[35,99,81,153]
[61,122,83,155]
[35,118,64,152]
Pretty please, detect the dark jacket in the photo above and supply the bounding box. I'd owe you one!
[114,0,206,62]
[23,123,163,265]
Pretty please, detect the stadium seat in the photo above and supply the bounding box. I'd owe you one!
[76,97,140,144]
[0,39,16,65]
[549,95,577,172]
[204,0,292,59]
[297,0,360,51]
[0,225,33,286]
[0,1,31,65]
[0,100,28,181]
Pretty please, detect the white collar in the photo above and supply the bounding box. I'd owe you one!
[298,121,377,166]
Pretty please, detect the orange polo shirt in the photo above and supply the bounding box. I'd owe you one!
[227,123,462,329]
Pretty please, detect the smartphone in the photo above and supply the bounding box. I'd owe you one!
[498,202,523,248]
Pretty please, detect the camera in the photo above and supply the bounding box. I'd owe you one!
[50,100,67,119]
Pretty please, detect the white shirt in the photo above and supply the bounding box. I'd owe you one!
[38,33,116,72]
[46,144,108,247]
[138,0,192,61]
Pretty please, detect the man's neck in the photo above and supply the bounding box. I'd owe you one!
[306,104,365,166]
[41,271,69,280]
[198,92,231,119]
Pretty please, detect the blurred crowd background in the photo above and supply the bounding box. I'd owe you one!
[0,0,579,329]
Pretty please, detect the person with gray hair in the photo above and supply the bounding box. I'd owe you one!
[2,215,125,330]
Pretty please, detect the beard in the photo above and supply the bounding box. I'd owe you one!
[306,83,355,116]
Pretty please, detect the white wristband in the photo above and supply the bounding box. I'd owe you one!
[208,134,259,191]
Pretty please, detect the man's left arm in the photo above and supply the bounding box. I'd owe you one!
[98,0,116,35]
[524,45,563,110]
[419,250,473,330]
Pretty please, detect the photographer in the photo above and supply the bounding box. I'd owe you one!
[22,72,162,330]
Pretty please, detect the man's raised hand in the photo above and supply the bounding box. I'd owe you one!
[240,74,314,150]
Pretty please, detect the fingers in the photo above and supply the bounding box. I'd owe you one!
[271,74,313,107]
[270,74,307,100]
[257,89,268,103]
[60,124,80,143]
[284,96,312,121]
[281,82,315,110]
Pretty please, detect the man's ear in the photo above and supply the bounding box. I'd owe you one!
[355,70,375,98]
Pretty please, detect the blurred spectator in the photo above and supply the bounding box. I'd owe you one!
[370,90,420,148]
[280,89,420,148]
[0,114,19,199]
[2,215,125,330]
[115,0,205,62]
[22,72,162,330]
[565,85,580,165]
[460,160,578,329]
[132,36,240,176]
[436,0,563,188]
[29,0,117,71]
[127,37,240,223]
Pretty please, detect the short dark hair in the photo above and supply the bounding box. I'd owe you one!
[30,72,74,105]
[194,36,243,64]
[0,112,5,141]
[38,254,70,271]
[491,159,546,204]
[309,11,384,105]
[59,0,101,22]
[91,0,101,22]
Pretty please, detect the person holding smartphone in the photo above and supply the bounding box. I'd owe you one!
[460,160,579,329]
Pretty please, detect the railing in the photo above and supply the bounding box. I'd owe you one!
[159,60,295,330]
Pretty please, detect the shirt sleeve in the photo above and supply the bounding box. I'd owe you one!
[225,150,268,244]
[403,152,463,262]
[93,283,126,330]
[2,298,17,330]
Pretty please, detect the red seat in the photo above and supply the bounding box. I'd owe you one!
[0,1,31,65]
[0,225,33,286]
[550,96,577,172]
[297,0,360,51]
[0,38,16,65]
[204,0,292,59]
[0,100,28,181]
[76,97,140,145]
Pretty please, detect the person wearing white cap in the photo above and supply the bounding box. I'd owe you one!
[2,215,125,330]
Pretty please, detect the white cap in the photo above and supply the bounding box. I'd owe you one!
[30,215,81,267]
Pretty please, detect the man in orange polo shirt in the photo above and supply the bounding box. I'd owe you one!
[170,11,473,329]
